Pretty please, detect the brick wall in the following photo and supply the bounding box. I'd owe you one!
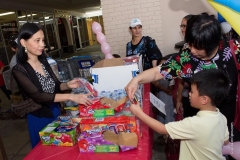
[101,0,163,57]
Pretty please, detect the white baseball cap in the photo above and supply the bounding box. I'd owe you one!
[129,18,142,27]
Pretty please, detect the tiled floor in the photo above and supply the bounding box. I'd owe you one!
[0,44,166,160]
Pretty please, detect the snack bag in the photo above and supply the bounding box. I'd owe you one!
[77,78,98,97]
[79,99,114,118]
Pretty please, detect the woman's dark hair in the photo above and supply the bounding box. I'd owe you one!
[17,23,44,64]
[129,25,142,29]
[183,14,193,22]
[185,13,222,57]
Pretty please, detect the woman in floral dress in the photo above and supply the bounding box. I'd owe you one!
[126,13,240,145]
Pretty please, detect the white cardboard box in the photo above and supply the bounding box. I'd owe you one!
[90,58,139,93]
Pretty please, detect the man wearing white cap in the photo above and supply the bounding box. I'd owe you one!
[126,18,162,71]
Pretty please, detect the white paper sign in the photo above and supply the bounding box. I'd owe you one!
[150,92,166,115]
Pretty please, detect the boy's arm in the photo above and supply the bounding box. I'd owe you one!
[130,103,168,135]
[224,118,229,145]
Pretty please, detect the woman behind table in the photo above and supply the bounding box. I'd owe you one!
[153,56,175,124]
[176,14,199,117]
[12,23,92,148]
[152,56,176,144]
[126,18,162,71]
[125,13,240,144]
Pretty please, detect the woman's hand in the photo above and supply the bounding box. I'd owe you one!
[70,93,93,106]
[125,78,139,103]
[67,79,81,89]
[176,100,184,114]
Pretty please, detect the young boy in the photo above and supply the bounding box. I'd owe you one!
[130,69,230,160]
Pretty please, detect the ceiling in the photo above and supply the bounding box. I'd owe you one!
[0,0,101,23]
[8,0,101,12]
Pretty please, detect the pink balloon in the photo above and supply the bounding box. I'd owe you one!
[222,142,240,159]
[101,42,111,55]
[105,54,113,59]
[92,22,102,34]
[97,32,106,44]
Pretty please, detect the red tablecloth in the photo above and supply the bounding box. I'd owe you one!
[24,84,153,160]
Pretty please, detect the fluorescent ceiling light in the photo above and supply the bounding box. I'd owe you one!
[0,12,15,16]
[84,11,102,17]
[45,19,53,22]
[18,14,36,18]
[39,19,53,22]
[44,17,49,19]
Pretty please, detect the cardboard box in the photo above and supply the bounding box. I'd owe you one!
[103,130,119,144]
[118,132,138,147]
[78,131,119,153]
[90,58,139,93]
[80,116,140,138]
[39,116,80,146]
[118,132,138,152]
[100,97,127,112]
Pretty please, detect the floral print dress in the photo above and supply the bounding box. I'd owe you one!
[158,40,240,128]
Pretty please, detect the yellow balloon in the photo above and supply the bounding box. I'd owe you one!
[207,0,240,35]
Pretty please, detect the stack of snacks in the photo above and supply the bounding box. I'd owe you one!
[39,116,80,146]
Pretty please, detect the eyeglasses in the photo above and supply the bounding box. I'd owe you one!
[180,24,186,29]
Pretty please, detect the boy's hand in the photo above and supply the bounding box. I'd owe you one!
[130,102,142,116]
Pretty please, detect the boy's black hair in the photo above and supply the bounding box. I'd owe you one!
[185,12,221,57]
[190,69,230,106]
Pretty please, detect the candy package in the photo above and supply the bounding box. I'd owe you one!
[77,78,98,97]
[80,116,141,139]
[79,98,114,118]
[78,131,119,153]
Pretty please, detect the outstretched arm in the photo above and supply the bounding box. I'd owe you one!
[125,66,163,102]
[130,103,168,135]
[12,66,92,106]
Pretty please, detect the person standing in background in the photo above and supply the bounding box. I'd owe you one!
[126,18,162,71]
[0,60,11,100]
[176,14,197,117]
[9,35,18,69]
[152,56,176,145]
